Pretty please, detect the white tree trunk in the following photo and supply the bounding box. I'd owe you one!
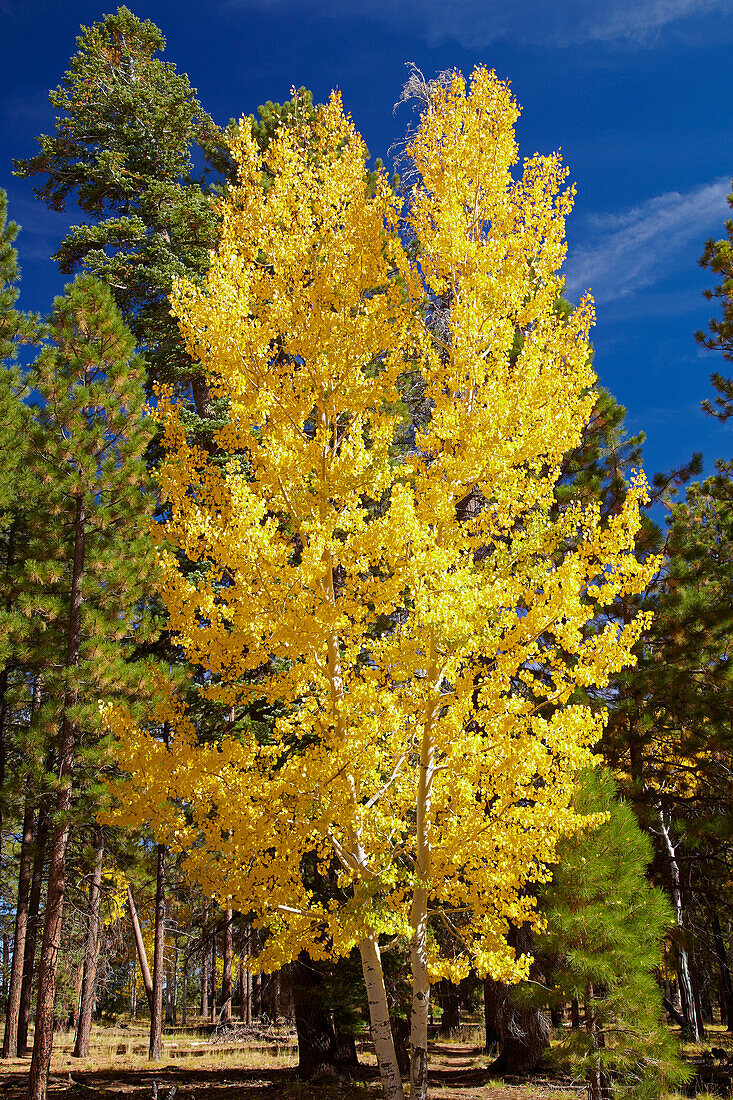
[410,647,439,1100]
[359,936,405,1100]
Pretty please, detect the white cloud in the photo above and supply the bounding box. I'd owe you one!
[563,178,731,304]
[227,0,729,48]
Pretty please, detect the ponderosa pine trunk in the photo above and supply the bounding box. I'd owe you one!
[584,983,611,1100]
[712,913,733,1032]
[483,977,501,1051]
[17,802,50,1057]
[73,836,104,1057]
[201,912,209,1020]
[437,979,460,1036]
[27,493,85,1100]
[359,936,405,1100]
[149,844,165,1061]
[485,974,550,1075]
[210,928,216,1022]
[221,909,233,1024]
[3,780,36,1056]
[290,953,338,1079]
[127,885,153,1012]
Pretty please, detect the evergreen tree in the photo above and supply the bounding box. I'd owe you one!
[13,6,227,420]
[696,180,733,422]
[533,769,689,1100]
[18,275,159,1100]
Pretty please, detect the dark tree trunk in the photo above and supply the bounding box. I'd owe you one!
[201,912,209,1020]
[73,837,104,1057]
[127,885,153,1011]
[485,976,550,1075]
[210,928,216,1023]
[334,1018,359,1070]
[27,493,85,1100]
[585,984,612,1100]
[0,520,18,858]
[712,913,733,1032]
[149,844,165,1061]
[571,999,580,1029]
[289,953,342,1080]
[18,802,50,1057]
[484,977,501,1051]
[221,909,233,1024]
[390,1016,410,1078]
[436,979,460,1036]
[3,780,36,1056]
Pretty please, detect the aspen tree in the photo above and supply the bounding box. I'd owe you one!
[108,70,657,1100]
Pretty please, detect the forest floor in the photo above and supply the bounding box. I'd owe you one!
[0,1024,583,1100]
[2,1021,730,1099]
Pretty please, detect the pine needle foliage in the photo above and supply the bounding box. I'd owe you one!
[535,769,689,1099]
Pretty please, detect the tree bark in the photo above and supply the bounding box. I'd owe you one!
[585,983,611,1100]
[485,975,550,1075]
[201,911,209,1020]
[289,952,352,1080]
[437,979,460,1036]
[127,885,153,1012]
[73,837,104,1057]
[658,809,702,1042]
[484,977,501,1051]
[221,909,233,1024]
[3,782,36,1056]
[712,913,733,1032]
[17,802,50,1056]
[359,935,405,1100]
[410,648,439,1100]
[210,927,216,1022]
[27,492,86,1100]
[149,844,165,1061]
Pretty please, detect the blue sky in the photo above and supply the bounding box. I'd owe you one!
[1,0,732,486]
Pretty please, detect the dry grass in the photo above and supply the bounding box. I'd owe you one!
[0,1024,715,1099]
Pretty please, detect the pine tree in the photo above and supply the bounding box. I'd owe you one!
[696,180,733,422]
[531,769,689,1100]
[13,6,226,420]
[19,275,158,1100]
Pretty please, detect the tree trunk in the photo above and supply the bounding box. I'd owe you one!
[484,977,501,1051]
[3,784,36,1056]
[585,983,611,1100]
[210,927,216,1022]
[289,953,346,1080]
[149,844,165,1061]
[25,738,76,1098]
[712,913,733,1032]
[410,656,439,1100]
[0,520,18,858]
[485,976,550,1075]
[359,935,405,1100]
[18,802,50,1057]
[221,909,233,1024]
[73,837,104,1057]
[127,885,153,1012]
[69,958,84,1031]
[658,810,702,1042]
[129,962,137,1020]
[437,979,460,1036]
[27,492,86,1100]
[181,955,188,1027]
[571,998,580,1029]
[201,914,209,1020]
